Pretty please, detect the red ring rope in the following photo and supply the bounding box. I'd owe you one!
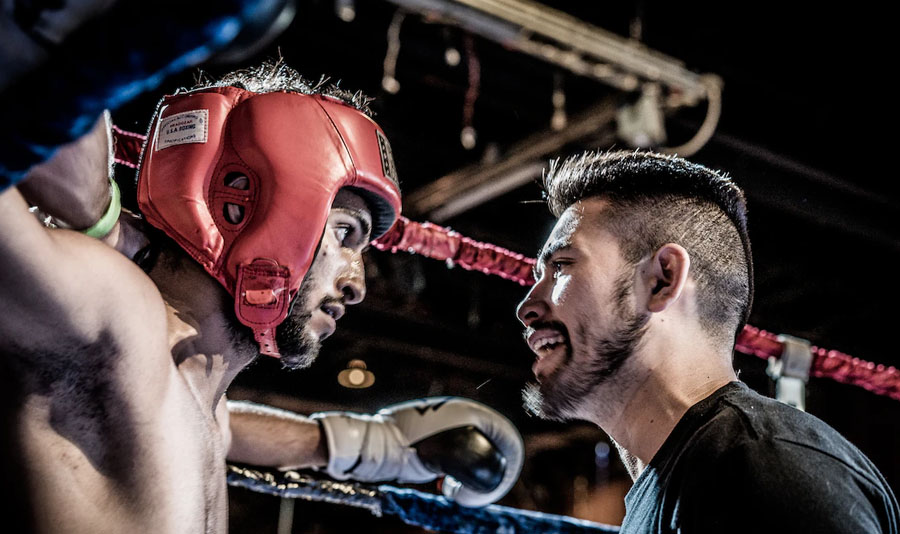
[113,128,900,403]
[112,125,145,169]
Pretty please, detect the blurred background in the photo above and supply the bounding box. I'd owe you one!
[106,1,899,531]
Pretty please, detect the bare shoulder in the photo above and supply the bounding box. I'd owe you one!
[68,234,166,352]
[2,219,173,391]
[1,186,166,363]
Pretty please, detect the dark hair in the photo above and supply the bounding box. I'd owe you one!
[543,150,753,344]
[186,59,375,117]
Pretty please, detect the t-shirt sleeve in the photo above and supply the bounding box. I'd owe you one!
[674,438,895,534]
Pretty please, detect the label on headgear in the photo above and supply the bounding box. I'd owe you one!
[376,130,398,186]
[156,109,208,151]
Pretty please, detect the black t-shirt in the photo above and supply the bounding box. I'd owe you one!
[621,382,899,533]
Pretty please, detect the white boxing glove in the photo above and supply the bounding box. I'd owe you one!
[311,397,523,507]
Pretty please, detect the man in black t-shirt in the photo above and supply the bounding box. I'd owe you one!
[625,381,897,532]
[516,150,899,533]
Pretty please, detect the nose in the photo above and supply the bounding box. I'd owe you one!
[516,282,548,327]
[336,251,366,305]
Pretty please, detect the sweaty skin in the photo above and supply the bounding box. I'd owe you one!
[0,119,371,533]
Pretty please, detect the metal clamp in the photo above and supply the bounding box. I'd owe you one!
[766,334,813,411]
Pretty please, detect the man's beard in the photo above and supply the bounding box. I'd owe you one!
[227,276,322,371]
[274,298,320,371]
[523,272,649,421]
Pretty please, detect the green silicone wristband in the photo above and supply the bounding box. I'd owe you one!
[83,178,121,238]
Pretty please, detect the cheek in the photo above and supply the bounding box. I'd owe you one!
[550,274,570,306]
[307,242,352,288]
[303,241,336,287]
[309,237,338,271]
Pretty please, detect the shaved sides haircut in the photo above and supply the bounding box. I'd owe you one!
[543,150,753,345]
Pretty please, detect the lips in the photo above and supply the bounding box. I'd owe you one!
[312,303,344,341]
[307,310,333,340]
[525,325,570,381]
[526,327,568,355]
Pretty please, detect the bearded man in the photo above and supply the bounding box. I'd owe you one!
[517,150,898,533]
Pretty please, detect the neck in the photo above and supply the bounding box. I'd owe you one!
[165,300,257,412]
[150,253,258,414]
[587,322,736,479]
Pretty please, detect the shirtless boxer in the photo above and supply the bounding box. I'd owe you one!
[0,63,522,533]
[517,150,898,533]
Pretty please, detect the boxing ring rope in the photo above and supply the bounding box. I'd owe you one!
[372,216,536,286]
[226,464,619,534]
[112,127,900,403]
[112,125,145,169]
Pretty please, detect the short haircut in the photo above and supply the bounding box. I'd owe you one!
[543,150,753,344]
[186,59,374,117]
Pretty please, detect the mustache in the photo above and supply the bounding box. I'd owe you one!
[285,293,342,322]
[522,320,570,342]
[317,295,343,310]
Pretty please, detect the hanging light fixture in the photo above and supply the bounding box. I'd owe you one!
[337,359,375,389]
[335,0,356,22]
[460,34,480,150]
[381,10,406,94]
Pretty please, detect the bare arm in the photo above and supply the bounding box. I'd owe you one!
[226,400,328,470]
[2,113,111,349]
[17,112,114,232]
[16,111,150,257]
[0,186,100,347]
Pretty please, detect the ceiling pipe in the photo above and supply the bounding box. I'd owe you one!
[381,0,719,107]
[406,97,618,220]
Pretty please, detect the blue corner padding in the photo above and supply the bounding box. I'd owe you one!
[0,0,275,189]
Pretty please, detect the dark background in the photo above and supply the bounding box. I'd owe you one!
[110,1,899,531]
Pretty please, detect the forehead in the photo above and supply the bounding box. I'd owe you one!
[546,197,612,246]
[332,189,372,219]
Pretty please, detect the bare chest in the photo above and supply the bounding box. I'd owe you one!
[2,356,229,534]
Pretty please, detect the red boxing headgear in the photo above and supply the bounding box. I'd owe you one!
[136,86,401,357]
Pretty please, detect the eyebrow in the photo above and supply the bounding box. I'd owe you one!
[533,240,572,278]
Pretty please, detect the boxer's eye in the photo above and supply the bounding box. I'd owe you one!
[335,224,352,244]
[551,260,571,275]
[333,219,365,249]
[329,208,371,251]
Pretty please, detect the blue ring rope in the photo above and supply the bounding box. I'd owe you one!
[226,464,620,534]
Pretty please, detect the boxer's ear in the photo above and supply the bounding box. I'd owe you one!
[644,243,690,313]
